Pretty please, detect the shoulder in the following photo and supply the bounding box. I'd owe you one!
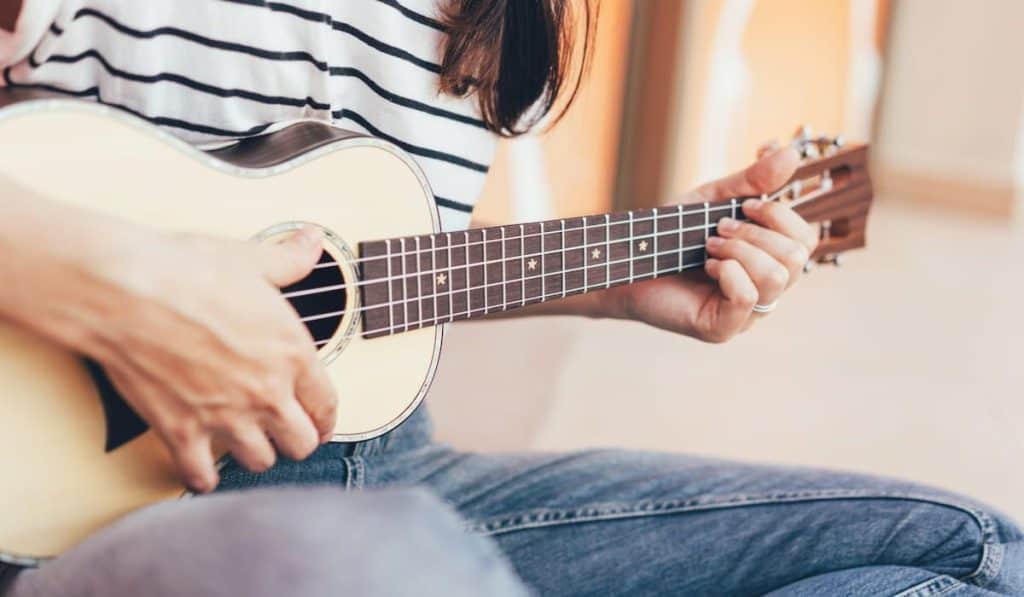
[0,0,61,67]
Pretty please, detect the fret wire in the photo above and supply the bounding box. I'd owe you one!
[541,225,546,300]
[652,207,659,279]
[628,211,635,284]
[464,231,471,319]
[731,198,737,220]
[385,239,394,334]
[400,238,409,333]
[560,219,567,298]
[447,233,454,323]
[519,224,526,308]
[703,202,710,262]
[677,205,684,271]
[482,228,489,315]
[604,214,611,289]
[500,226,507,310]
[414,236,423,329]
[429,235,437,326]
[582,216,588,293]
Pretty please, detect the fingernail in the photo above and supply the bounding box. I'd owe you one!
[718,217,739,233]
[706,236,724,248]
[743,199,763,211]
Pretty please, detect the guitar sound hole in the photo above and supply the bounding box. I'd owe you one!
[282,251,347,349]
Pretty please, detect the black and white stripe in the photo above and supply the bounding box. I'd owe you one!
[1,0,493,228]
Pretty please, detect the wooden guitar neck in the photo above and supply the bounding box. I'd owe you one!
[356,140,871,339]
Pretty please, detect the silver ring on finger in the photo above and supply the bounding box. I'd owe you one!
[752,300,778,314]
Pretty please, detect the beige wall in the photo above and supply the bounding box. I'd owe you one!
[874,0,1024,219]
[666,0,885,199]
[472,1,633,224]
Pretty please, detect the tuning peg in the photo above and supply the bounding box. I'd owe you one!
[799,142,820,160]
[793,124,814,141]
[821,253,843,267]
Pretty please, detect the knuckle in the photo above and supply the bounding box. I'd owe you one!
[786,244,810,269]
[766,266,789,289]
[735,289,758,310]
[165,419,199,447]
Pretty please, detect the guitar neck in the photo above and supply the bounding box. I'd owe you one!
[358,197,751,338]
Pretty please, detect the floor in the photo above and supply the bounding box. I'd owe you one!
[428,197,1024,521]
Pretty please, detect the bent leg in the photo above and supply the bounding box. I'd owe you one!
[367,448,1024,596]
[5,487,529,597]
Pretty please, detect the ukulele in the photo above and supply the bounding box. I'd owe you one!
[0,88,872,563]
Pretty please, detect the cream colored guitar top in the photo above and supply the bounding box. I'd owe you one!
[0,90,873,564]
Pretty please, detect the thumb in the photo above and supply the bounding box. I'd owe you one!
[261,226,324,287]
[694,146,800,202]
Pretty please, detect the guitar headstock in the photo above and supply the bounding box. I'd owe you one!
[765,126,873,266]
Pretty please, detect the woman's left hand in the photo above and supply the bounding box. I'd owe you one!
[598,146,819,343]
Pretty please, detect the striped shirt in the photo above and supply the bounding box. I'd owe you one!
[0,0,498,230]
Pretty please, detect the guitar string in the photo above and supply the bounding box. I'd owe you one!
[292,181,827,341]
[305,241,713,342]
[314,256,712,346]
[284,220,727,298]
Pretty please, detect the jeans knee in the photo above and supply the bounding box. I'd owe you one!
[876,496,1024,592]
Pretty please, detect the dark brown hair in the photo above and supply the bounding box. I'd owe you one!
[439,0,595,137]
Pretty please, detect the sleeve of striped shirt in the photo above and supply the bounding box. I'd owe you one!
[0,0,59,67]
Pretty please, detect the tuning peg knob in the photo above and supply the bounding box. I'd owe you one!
[793,124,814,141]
[821,253,843,267]
[800,142,820,160]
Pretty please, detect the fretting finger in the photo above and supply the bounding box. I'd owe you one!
[717,217,808,287]
[742,199,818,253]
[706,236,788,308]
[702,258,757,342]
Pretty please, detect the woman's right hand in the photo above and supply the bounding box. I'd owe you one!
[85,225,338,493]
[1,185,337,495]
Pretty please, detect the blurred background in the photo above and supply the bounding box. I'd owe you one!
[430,0,1024,521]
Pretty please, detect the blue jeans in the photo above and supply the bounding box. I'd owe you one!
[7,406,1023,596]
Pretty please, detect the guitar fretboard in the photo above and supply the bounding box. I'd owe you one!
[358,199,748,338]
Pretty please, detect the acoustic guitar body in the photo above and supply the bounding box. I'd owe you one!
[0,92,443,563]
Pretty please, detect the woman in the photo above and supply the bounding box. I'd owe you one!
[1,1,1020,595]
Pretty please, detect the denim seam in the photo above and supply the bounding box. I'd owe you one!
[464,489,1002,587]
[893,574,961,597]
[343,455,365,490]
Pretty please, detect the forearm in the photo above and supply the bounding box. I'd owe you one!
[0,179,145,354]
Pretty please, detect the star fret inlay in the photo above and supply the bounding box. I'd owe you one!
[591,248,601,260]
[638,240,649,252]
[527,258,538,271]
